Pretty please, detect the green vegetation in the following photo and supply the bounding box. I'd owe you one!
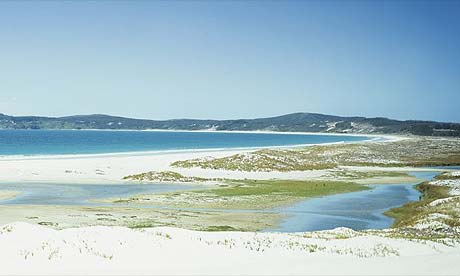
[337,171,409,178]
[128,221,161,229]
[384,182,451,228]
[172,149,336,172]
[435,173,460,180]
[112,179,368,210]
[206,179,366,198]
[331,139,460,167]
[38,221,58,227]
[123,170,210,182]
[328,170,411,180]
[202,225,242,231]
[117,138,460,236]
[385,171,460,235]
[172,138,460,172]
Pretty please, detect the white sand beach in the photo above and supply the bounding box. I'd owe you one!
[0,148,315,184]
[0,133,411,184]
[0,222,459,275]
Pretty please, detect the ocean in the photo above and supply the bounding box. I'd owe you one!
[0,129,370,156]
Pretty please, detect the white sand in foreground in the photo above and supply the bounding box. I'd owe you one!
[0,222,458,275]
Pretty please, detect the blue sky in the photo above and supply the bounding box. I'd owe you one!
[0,1,459,122]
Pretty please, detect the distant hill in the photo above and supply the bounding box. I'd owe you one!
[0,112,459,137]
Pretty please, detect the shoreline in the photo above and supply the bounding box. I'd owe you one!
[0,134,441,185]
[0,131,403,161]
[0,127,408,137]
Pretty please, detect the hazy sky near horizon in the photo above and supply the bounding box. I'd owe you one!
[0,1,459,122]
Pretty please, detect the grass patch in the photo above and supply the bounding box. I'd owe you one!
[206,179,367,198]
[330,170,411,179]
[172,149,337,172]
[202,225,242,231]
[337,170,422,185]
[112,179,368,210]
[123,171,210,182]
[181,179,369,209]
[38,221,58,227]
[435,173,460,180]
[128,221,159,228]
[385,181,451,228]
[171,138,460,172]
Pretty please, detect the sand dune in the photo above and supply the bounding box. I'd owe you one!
[1,222,459,275]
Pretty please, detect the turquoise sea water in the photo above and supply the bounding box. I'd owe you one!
[0,130,369,156]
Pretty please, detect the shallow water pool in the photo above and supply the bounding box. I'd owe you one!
[268,171,439,232]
